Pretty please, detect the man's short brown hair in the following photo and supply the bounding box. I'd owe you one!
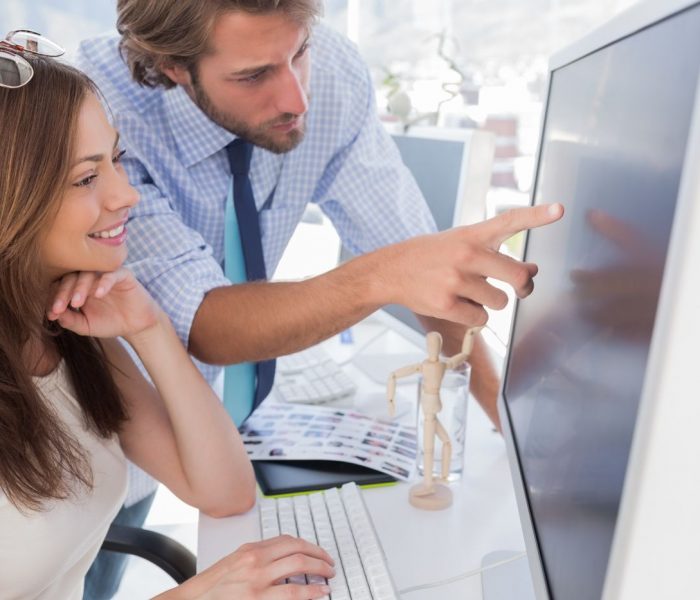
[116,0,323,89]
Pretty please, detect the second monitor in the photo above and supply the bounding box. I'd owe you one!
[352,126,495,381]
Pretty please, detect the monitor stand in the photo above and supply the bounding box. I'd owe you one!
[481,551,536,600]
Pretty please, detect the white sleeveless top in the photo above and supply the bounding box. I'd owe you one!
[0,361,128,599]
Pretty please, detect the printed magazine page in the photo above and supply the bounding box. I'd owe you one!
[240,400,418,481]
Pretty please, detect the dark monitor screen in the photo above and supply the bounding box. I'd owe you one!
[502,5,700,600]
[391,134,466,232]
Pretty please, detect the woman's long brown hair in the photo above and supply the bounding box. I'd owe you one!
[0,57,127,512]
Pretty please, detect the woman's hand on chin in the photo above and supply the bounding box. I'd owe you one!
[46,268,161,340]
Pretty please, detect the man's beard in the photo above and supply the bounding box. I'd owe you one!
[190,77,306,154]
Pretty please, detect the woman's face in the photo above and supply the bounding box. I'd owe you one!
[40,93,138,282]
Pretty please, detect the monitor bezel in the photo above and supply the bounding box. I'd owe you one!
[496,0,700,598]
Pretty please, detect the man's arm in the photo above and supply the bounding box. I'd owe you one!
[189,252,384,364]
[468,335,502,431]
[120,142,559,373]
[191,204,562,369]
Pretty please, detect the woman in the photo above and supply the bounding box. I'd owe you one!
[0,50,334,598]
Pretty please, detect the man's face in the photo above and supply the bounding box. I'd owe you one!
[182,11,311,154]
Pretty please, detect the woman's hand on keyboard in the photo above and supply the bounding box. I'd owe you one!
[170,535,335,599]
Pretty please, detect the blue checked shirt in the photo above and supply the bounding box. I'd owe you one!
[76,24,436,386]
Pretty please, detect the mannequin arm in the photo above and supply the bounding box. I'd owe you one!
[416,317,501,430]
[461,326,483,356]
[445,325,484,370]
[446,352,469,370]
[386,364,421,417]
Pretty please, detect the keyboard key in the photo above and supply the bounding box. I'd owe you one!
[293,496,317,544]
[259,498,280,539]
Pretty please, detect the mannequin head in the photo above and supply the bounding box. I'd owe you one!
[426,331,443,361]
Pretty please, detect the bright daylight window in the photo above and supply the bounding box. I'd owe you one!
[5,2,117,56]
[8,0,639,208]
[324,0,639,207]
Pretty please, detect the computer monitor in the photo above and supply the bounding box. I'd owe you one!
[498,1,700,599]
[388,125,495,230]
[352,127,495,381]
[379,126,495,343]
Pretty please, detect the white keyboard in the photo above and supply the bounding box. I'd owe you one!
[277,345,330,374]
[259,482,398,600]
[276,347,357,405]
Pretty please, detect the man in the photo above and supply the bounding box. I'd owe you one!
[76,0,562,596]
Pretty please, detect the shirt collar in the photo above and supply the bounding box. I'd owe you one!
[164,85,236,168]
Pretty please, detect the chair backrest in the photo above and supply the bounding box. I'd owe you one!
[101,524,196,584]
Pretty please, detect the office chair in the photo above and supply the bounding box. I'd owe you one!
[101,524,196,584]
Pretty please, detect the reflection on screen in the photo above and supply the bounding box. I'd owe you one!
[503,5,700,599]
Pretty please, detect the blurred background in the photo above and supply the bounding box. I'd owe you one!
[6,0,639,208]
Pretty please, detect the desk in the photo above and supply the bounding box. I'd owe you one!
[198,317,527,599]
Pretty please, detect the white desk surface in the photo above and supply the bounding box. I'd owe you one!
[198,317,527,599]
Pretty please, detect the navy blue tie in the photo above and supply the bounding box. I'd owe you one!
[226,139,276,416]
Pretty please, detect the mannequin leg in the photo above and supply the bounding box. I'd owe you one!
[422,413,437,489]
[409,412,453,510]
[434,418,452,481]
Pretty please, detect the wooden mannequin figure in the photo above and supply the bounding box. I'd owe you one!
[387,327,481,510]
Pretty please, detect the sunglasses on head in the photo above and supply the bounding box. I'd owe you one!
[0,30,65,89]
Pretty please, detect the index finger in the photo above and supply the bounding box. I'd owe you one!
[480,203,564,248]
[48,272,80,318]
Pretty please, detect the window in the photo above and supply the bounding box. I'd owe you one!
[323,0,639,196]
[5,1,116,58]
